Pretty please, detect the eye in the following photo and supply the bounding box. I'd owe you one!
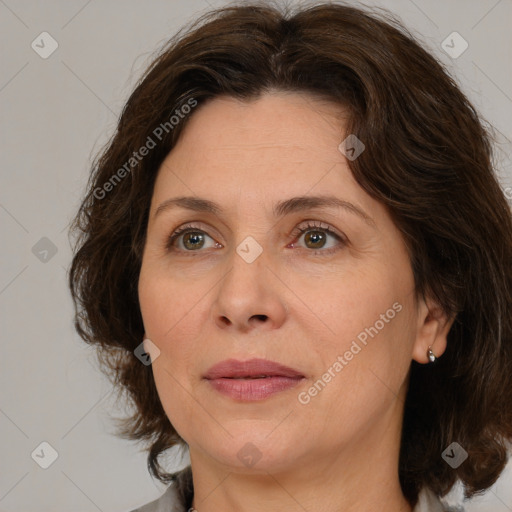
[166,223,222,252]
[165,220,346,255]
[289,221,346,255]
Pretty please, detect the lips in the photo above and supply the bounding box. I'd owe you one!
[204,358,305,401]
[204,358,304,380]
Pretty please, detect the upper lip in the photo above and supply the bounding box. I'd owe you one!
[204,358,304,379]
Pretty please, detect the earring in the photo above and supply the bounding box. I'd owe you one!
[427,346,436,363]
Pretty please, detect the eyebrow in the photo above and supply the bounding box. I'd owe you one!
[154,195,376,228]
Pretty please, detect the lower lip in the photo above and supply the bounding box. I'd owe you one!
[206,376,304,401]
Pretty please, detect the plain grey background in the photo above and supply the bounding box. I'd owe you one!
[1,0,511,511]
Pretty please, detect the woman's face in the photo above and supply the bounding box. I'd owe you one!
[138,91,437,475]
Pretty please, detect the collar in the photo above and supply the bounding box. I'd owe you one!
[138,467,450,512]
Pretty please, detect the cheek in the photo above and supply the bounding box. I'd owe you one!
[303,272,413,400]
[138,275,207,418]
[318,271,400,348]
[138,271,208,345]
[298,319,412,444]
[141,289,204,440]
[150,360,200,444]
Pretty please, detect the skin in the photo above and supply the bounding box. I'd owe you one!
[137,91,455,512]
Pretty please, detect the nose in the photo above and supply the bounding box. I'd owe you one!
[210,247,288,334]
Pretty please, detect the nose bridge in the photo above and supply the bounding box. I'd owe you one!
[210,232,287,332]
[223,203,270,280]
[222,234,268,302]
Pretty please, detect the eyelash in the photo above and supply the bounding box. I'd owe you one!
[165,221,346,256]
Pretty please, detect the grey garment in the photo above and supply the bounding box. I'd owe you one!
[129,485,186,512]
[129,466,192,512]
[415,488,461,512]
[128,465,459,512]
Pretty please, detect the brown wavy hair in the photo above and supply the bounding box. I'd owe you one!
[67,1,512,506]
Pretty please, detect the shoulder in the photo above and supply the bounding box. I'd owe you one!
[413,488,466,512]
[126,484,185,512]
[127,471,465,512]
[126,467,193,512]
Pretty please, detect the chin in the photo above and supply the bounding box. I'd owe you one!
[195,428,302,474]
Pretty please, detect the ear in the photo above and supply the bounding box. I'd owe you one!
[412,294,455,364]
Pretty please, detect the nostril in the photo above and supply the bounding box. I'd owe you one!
[251,314,268,322]
[220,316,231,326]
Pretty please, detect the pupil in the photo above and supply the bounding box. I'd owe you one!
[184,232,204,250]
[306,231,325,248]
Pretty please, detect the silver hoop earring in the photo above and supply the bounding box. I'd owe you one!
[427,346,436,363]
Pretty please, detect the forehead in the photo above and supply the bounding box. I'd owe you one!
[172,91,347,156]
[152,92,361,199]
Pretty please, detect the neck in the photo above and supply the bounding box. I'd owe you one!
[188,397,412,512]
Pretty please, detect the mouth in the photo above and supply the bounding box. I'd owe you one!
[228,375,281,379]
[204,358,304,379]
[203,358,305,401]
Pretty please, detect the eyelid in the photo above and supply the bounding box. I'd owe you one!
[288,220,347,256]
[290,220,346,242]
[165,222,219,251]
[165,219,347,254]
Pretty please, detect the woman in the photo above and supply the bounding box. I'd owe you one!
[68,2,512,511]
